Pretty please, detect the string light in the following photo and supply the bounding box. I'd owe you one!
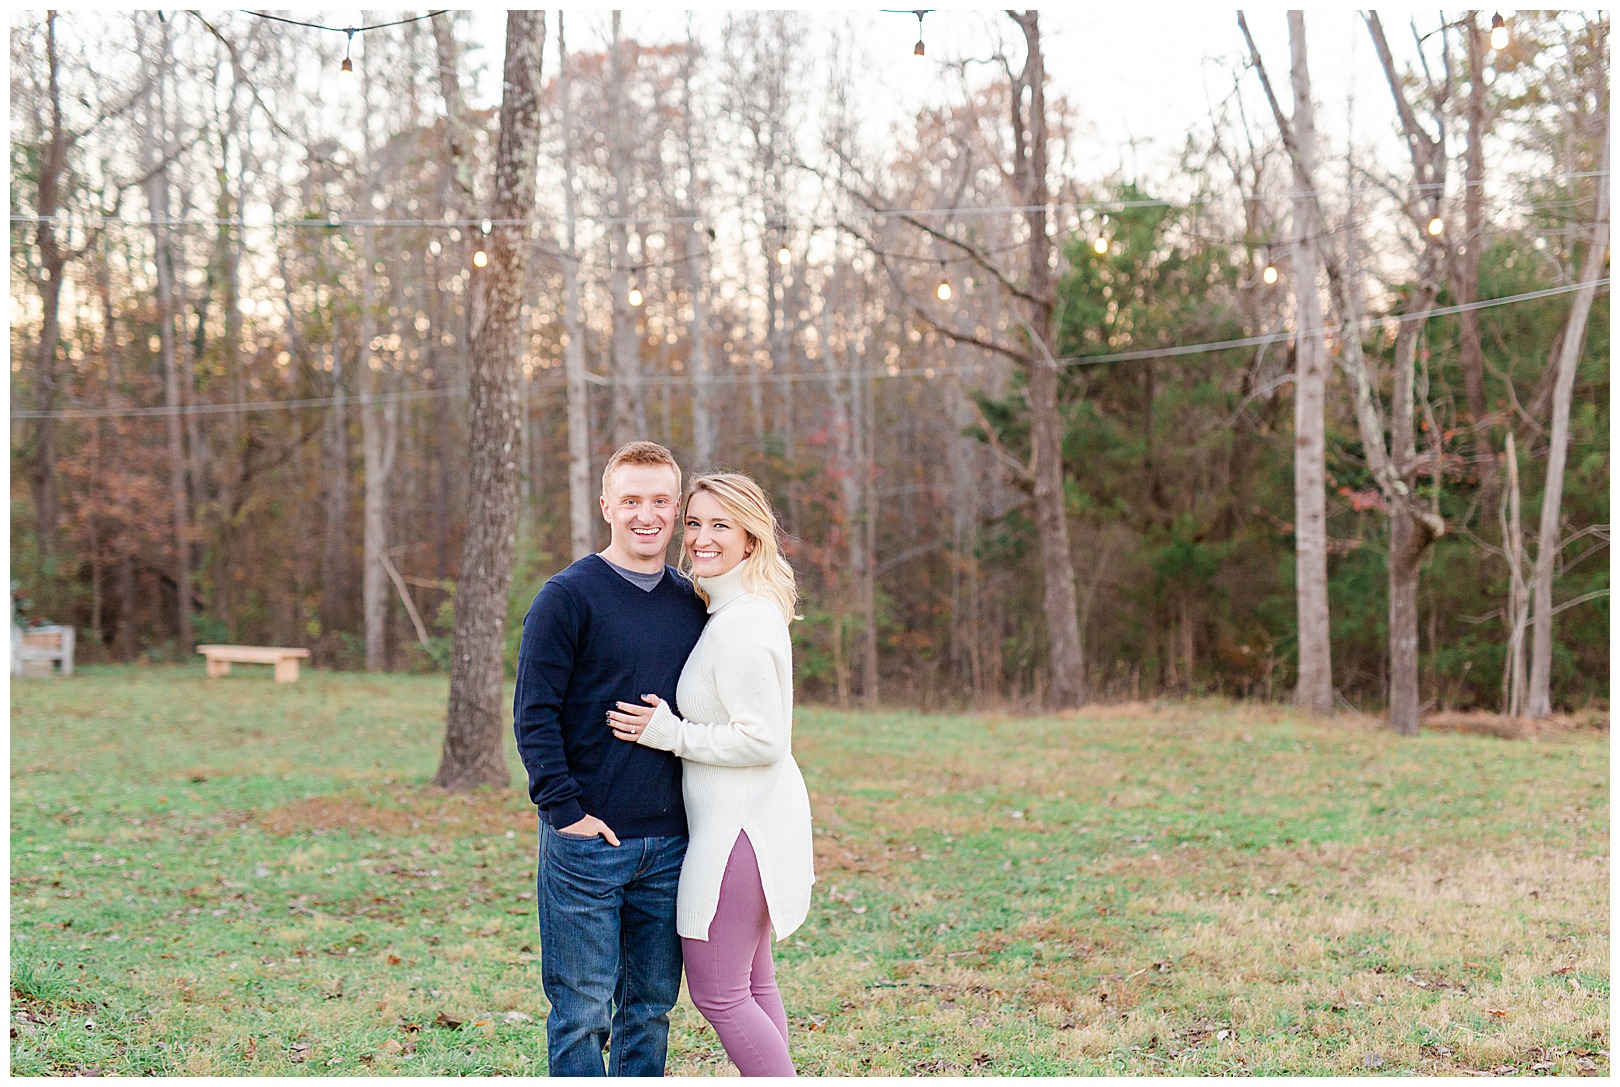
[882,8,933,57]
[1489,12,1509,50]
[14,280,1605,421]
[1262,263,1279,285]
[935,262,952,301]
[1092,236,1109,255]
[240,10,449,80]
[1427,217,1445,237]
[776,243,792,266]
[472,249,488,268]
[480,218,493,235]
[628,285,644,307]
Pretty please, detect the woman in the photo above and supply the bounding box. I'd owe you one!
[606,472,814,1077]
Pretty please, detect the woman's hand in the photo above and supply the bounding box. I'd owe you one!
[606,694,662,742]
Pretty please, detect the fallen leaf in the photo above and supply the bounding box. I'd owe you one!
[1362,1054,1384,1069]
[1487,1008,1510,1019]
[380,1039,403,1056]
[244,1037,257,1060]
[289,1041,312,1063]
[387,954,402,966]
[433,1011,464,1029]
[501,1011,534,1025]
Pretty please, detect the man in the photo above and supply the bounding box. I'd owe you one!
[513,441,709,1076]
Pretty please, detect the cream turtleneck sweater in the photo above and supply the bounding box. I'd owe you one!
[635,562,815,941]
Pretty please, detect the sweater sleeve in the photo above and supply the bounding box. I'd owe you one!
[512,579,587,827]
[635,636,789,767]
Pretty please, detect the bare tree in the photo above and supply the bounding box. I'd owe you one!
[1365,12,1455,735]
[1451,13,1491,428]
[142,14,194,652]
[556,14,595,560]
[1499,432,1528,716]
[1527,131,1610,718]
[606,12,647,445]
[1007,10,1086,709]
[1241,12,1449,735]
[680,19,717,471]
[435,10,547,791]
[1286,12,1334,715]
[24,12,70,561]
[357,76,396,672]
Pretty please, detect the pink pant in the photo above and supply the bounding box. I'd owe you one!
[682,832,796,1077]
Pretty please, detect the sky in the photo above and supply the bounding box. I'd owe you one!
[454,7,1440,194]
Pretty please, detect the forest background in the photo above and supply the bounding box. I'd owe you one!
[8,9,1610,724]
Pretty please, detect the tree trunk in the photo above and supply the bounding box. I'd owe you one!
[1010,11,1085,709]
[1453,14,1490,426]
[214,100,246,635]
[607,13,645,445]
[682,24,715,471]
[1243,13,1451,732]
[1500,431,1528,717]
[28,11,70,563]
[318,336,351,638]
[1386,270,1441,736]
[436,10,547,791]
[856,333,879,704]
[117,552,138,661]
[359,220,391,671]
[1287,12,1334,715]
[145,21,193,652]
[557,15,595,559]
[1386,507,1428,736]
[1527,135,1610,718]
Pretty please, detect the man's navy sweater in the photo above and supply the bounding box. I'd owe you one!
[513,554,709,838]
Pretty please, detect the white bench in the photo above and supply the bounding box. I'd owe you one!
[13,625,74,678]
[196,644,312,683]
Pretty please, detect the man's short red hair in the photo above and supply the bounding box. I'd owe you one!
[601,441,681,497]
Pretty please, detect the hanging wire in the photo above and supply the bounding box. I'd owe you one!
[239,10,449,35]
[12,277,1607,420]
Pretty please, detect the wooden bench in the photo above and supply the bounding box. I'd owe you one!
[14,625,74,678]
[196,644,312,683]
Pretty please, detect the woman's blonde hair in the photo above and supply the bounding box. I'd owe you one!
[680,472,801,624]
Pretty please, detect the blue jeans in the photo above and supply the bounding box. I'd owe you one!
[536,821,687,1077]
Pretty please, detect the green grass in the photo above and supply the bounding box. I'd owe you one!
[10,667,1610,1075]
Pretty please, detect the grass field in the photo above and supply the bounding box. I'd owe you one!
[9,666,1609,1076]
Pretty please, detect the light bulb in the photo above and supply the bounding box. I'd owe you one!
[339,57,353,78]
[480,218,493,235]
[1262,264,1279,285]
[936,279,952,301]
[1092,237,1109,255]
[1489,13,1508,50]
[628,287,644,307]
[776,245,792,266]
[472,249,488,268]
[914,39,925,57]
[1427,217,1444,237]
